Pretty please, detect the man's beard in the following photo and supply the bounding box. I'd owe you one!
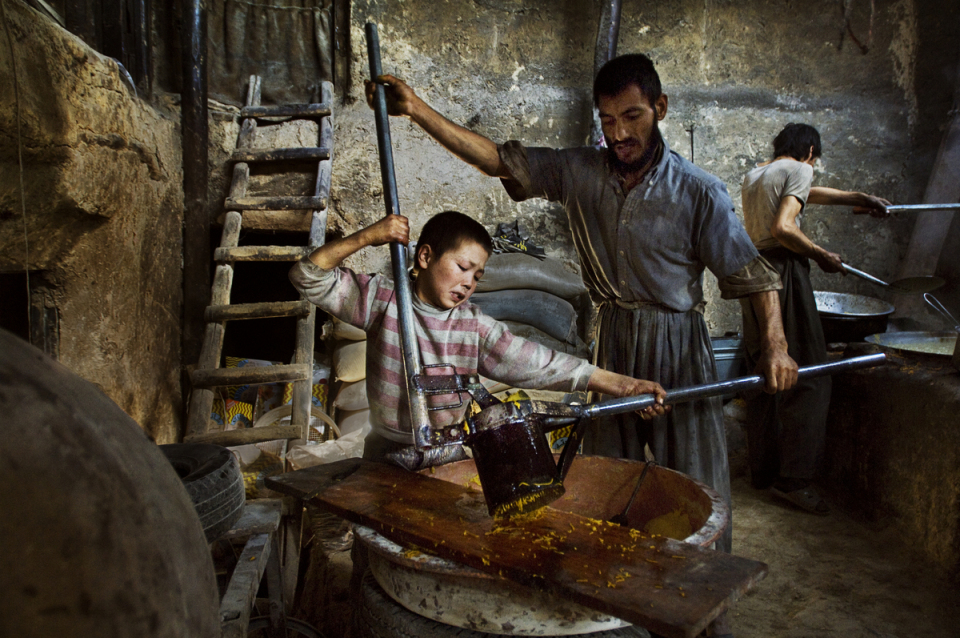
[607,123,662,174]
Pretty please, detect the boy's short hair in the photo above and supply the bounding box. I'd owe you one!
[593,53,662,108]
[417,211,493,258]
[773,123,822,161]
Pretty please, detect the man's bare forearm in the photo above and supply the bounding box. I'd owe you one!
[748,290,799,392]
[407,98,508,178]
[807,187,887,209]
[751,290,788,351]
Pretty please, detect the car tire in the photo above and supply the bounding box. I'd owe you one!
[160,443,245,542]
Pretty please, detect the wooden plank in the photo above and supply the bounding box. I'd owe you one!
[219,533,272,637]
[241,103,332,119]
[231,147,330,164]
[224,195,326,211]
[214,246,312,263]
[205,300,312,323]
[216,210,314,232]
[291,306,317,439]
[190,363,311,389]
[310,82,335,247]
[221,499,283,539]
[267,459,767,638]
[184,424,304,446]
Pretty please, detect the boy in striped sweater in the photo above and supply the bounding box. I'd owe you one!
[290,211,667,468]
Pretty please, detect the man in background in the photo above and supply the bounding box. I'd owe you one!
[740,123,889,514]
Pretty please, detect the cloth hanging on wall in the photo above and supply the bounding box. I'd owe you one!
[208,0,333,105]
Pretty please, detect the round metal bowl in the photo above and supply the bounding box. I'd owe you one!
[814,291,895,318]
[358,456,727,636]
[815,291,895,342]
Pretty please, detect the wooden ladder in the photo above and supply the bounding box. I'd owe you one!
[184,76,334,447]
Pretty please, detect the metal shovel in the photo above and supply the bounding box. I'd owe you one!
[842,263,944,295]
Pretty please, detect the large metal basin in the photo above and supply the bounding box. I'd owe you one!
[359,455,728,636]
[815,291,895,342]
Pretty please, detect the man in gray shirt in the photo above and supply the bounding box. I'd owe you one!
[366,52,799,542]
[741,123,889,515]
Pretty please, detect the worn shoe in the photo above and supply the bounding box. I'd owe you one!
[770,485,830,515]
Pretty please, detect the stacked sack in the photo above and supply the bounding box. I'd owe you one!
[329,318,374,439]
[470,252,592,359]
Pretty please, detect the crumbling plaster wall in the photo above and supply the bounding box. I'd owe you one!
[0,1,184,442]
[331,0,957,335]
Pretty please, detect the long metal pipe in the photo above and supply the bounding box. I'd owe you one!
[582,353,886,419]
[180,0,210,368]
[365,23,433,450]
[886,203,960,213]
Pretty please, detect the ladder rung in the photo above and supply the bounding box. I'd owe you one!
[205,300,313,323]
[214,246,312,262]
[225,196,326,211]
[240,103,332,119]
[217,210,312,232]
[184,424,304,446]
[231,147,330,163]
[190,363,311,389]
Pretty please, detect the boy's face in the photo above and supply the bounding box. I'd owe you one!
[415,239,489,310]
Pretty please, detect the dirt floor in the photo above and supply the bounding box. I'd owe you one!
[294,477,960,638]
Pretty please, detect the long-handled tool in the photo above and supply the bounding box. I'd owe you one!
[608,461,656,526]
[923,293,960,331]
[366,23,432,450]
[467,353,887,517]
[842,263,944,295]
[885,203,960,213]
[366,24,499,470]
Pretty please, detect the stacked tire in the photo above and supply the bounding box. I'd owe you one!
[160,443,245,542]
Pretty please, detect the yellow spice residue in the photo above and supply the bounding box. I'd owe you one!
[643,508,694,540]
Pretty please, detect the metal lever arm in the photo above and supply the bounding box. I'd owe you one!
[582,353,886,419]
[366,23,433,450]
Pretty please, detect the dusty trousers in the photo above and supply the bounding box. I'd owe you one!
[740,247,831,489]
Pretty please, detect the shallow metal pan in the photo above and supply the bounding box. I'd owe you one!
[865,331,958,358]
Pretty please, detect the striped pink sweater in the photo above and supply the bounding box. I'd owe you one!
[290,259,596,443]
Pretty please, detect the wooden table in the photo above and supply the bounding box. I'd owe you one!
[267,458,767,638]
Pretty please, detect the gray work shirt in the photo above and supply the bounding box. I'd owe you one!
[499,138,762,312]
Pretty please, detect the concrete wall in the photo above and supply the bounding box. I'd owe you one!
[331,0,958,335]
[0,1,184,442]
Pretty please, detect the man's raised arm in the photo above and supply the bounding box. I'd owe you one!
[365,74,510,178]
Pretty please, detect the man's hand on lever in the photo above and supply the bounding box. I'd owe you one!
[756,343,799,394]
[365,74,419,118]
[748,290,800,393]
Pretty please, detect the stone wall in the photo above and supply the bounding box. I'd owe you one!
[331,0,958,335]
[0,1,184,442]
[825,345,960,579]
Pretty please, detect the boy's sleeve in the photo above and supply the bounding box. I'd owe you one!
[288,258,380,332]
[476,316,596,393]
